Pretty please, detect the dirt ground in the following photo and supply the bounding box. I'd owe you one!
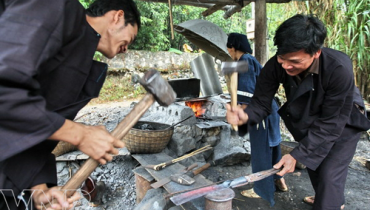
[200,138,370,210]
[82,101,370,210]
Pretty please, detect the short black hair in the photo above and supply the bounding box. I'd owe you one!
[86,0,141,30]
[274,14,326,55]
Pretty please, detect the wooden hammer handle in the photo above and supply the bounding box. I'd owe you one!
[229,72,239,131]
[110,93,155,139]
[192,162,211,176]
[60,93,156,199]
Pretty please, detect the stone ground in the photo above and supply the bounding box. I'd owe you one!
[201,138,370,210]
[71,101,370,210]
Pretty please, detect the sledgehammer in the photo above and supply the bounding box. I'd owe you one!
[221,61,248,131]
[49,69,176,205]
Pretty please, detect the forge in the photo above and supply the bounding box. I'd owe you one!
[55,92,251,210]
[185,98,207,118]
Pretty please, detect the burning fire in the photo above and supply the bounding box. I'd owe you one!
[185,100,206,117]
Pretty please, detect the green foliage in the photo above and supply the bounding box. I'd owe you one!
[79,0,251,52]
[130,2,171,51]
[168,48,183,54]
[266,3,297,57]
[80,0,369,101]
[131,1,251,51]
[290,0,370,99]
[79,0,94,8]
[93,51,103,61]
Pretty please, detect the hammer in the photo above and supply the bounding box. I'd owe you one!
[170,162,212,185]
[48,69,176,206]
[151,162,212,188]
[221,61,248,131]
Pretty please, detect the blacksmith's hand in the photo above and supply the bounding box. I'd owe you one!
[50,120,125,164]
[273,154,296,176]
[226,104,249,125]
[31,184,81,210]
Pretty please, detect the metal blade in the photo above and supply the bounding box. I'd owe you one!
[169,168,279,205]
[229,176,248,188]
[151,177,171,189]
[230,168,280,188]
[170,184,227,206]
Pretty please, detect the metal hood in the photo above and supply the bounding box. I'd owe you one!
[174,19,232,62]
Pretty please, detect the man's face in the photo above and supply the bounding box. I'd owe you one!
[277,49,321,76]
[227,47,237,61]
[99,11,138,59]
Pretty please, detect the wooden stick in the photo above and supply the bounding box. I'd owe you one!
[230,72,238,131]
[145,145,212,170]
[225,72,239,131]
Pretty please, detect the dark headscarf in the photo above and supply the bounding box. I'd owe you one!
[227,33,253,54]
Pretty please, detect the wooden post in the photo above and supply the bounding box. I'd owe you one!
[255,0,268,65]
[168,0,174,40]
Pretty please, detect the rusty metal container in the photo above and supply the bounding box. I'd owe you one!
[205,188,235,210]
[135,174,152,203]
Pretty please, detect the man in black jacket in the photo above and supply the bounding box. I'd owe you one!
[226,14,370,210]
[0,0,140,209]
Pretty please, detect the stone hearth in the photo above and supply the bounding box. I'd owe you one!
[55,94,251,210]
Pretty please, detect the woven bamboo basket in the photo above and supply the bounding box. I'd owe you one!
[280,141,307,169]
[123,121,174,154]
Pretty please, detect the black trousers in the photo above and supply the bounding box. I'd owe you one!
[307,126,361,210]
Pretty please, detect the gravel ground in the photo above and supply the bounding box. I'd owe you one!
[59,103,370,210]
[203,138,370,210]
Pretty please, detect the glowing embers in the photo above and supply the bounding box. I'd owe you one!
[185,99,207,118]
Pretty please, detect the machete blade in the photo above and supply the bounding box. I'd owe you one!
[170,184,228,206]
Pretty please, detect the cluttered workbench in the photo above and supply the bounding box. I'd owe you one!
[132,151,215,210]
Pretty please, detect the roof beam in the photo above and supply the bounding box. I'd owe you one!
[202,3,229,16]
[137,0,294,18]
[137,0,292,5]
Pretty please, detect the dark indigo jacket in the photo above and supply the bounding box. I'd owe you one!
[0,0,107,195]
[237,54,260,104]
[244,48,370,170]
[238,53,282,206]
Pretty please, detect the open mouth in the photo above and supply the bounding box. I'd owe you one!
[118,46,124,54]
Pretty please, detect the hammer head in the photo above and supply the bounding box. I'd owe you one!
[139,69,176,106]
[221,61,249,75]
